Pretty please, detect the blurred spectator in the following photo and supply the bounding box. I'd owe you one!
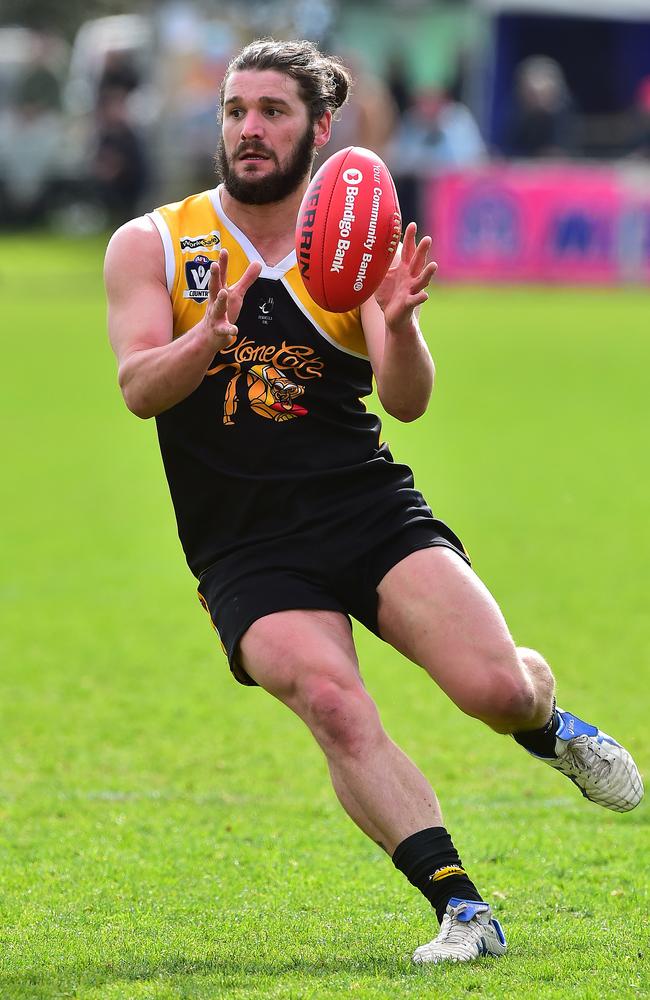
[14,45,62,112]
[91,85,149,225]
[98,50,141,96]
[385,87,486,225]
[504,55,576,158]
[627,76,650,160]
[326,55,398,160]
[385,52,413,116]
[0,69,63,225]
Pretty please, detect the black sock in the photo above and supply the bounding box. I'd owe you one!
[392,826,483,924]
[513,700,559,758]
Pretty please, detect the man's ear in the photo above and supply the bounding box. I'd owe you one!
[313,110,332,149]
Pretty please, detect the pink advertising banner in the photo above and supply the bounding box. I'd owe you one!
[427,164,650,284]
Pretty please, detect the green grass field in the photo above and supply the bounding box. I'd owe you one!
[1,234,648,999]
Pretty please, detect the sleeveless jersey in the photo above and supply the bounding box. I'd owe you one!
[149,187,422,577]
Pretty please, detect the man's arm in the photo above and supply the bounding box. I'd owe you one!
[105,218,261,418]
[361,223,437,422]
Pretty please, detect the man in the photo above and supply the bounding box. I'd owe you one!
[105,39,643,964]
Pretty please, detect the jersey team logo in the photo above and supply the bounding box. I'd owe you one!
[258,296,274,325]
[206,336,324,424]
[179,231,221,252]
[184,254,213,302]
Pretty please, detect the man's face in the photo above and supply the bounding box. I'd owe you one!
[217,69,325,205]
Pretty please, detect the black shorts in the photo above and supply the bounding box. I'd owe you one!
[197,513,469,686]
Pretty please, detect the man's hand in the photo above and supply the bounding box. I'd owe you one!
[374,222,437,334]
[106,220,264,419]
[201,248,262,351]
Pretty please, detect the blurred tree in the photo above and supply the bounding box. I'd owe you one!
[0,0,150,40]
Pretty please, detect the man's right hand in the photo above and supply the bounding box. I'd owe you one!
[202,248,262,352]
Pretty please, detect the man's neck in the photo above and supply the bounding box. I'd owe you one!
[219,184,308,267]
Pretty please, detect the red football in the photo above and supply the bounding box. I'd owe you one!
[296,146,402,312]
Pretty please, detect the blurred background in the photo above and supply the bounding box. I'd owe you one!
[2,0,650,282]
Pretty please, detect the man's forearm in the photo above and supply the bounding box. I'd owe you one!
[376,320,435,422]
[118,323,219,419]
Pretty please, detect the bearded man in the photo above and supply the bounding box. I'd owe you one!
[104,39,643,965]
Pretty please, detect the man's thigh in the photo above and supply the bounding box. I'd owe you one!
[239,608,363,705]
[377,546,523,708]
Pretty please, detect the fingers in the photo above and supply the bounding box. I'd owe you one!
[208,255,224,303]
[208,249,230,303]
[235,260,263,296]
[400,223,436,284]
[410,260,438,293]
[212,287,228,319]
[208,262,221,303]
[210,288,237,342]
[210,254,261,309]
[401,221,417,263]
[410,235,432,274]
[218,247,229,287]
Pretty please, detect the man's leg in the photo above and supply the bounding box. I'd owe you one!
[377,546,643,810]
[372,544,642,961]
[239,607,505,962]
[240,608,442,852]
[377,546,554,732]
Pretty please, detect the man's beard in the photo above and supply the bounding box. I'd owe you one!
[215,123,316,205]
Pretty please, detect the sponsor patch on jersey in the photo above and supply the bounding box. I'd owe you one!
[258,296,274,325]
[179,231,221,252]
[184,254,213,302]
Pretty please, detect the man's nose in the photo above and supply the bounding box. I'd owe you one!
[240,111,265,139]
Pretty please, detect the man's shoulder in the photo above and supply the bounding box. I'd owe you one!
[105,214,160,257]
[104,215,165,286]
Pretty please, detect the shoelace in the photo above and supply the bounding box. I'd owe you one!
[437,910,482,947]
[558,737,612,781]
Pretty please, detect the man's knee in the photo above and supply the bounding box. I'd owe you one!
[296,674,382,756]
[517,646,555,693]
[455,652,538,733]
[483,668,537,733]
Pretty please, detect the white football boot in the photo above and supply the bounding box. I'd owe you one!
[535,708,644,813]
[412,898,507,965]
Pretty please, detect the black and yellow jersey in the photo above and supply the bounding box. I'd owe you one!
[149,186,426,576]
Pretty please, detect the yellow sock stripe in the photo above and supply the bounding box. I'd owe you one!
[429,866,467,882]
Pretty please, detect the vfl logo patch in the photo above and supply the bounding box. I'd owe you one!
[184,254,212,302]
[258,296,274,325]
[179,231,221,252]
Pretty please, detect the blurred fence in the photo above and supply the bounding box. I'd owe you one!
[427,162,650,284]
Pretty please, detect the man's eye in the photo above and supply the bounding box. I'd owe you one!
[265,108,281,117]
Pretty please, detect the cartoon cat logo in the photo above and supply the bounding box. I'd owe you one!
[247,364,307,421]
[206,339,321,425]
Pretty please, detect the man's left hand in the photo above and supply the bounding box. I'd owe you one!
[374,222,437,334]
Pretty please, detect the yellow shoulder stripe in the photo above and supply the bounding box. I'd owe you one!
[283,267,368,358]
